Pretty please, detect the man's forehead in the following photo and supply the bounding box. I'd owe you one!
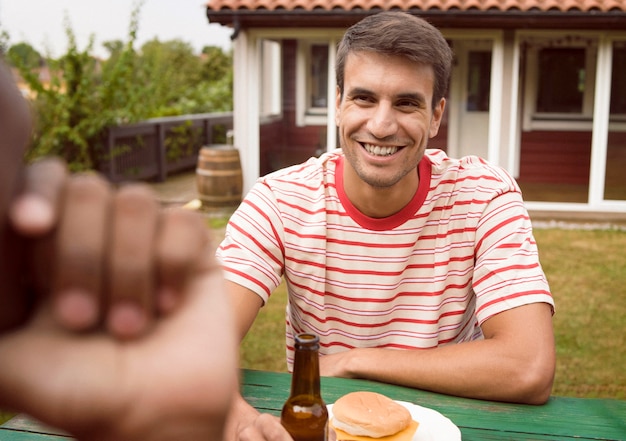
[343,51,436,96]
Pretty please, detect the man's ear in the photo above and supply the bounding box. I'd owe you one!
[429,98,446,138]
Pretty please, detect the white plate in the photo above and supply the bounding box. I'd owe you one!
[327,400,461,441]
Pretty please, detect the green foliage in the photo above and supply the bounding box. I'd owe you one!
[7,42,42,70]
[201,45,232,82]
[0,30,9,55]
[7,10,143,171]
[6,3,233,171]
[165,121,202,162]
[133,39,233,117]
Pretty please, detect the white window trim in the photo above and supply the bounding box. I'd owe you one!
[520,30,600,132]
[246,28,343,129]
[521,32,626,211]
[296,40,332,127]
[258,39,282,120]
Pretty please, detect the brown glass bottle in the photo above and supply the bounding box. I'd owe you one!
[280,333,328,441]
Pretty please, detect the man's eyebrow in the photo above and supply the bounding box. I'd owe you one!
[346,87,375,97]
[347,87,427,104]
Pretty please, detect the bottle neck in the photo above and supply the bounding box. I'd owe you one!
[290,344,322,397]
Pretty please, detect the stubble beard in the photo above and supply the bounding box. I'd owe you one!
[342,139,423,189]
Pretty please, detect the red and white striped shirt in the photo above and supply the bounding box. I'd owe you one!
[217,149,553,370]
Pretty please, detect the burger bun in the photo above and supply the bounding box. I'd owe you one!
[331,391,412,438]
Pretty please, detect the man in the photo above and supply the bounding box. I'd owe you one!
[0,60,238,440]
[218,11,555,440]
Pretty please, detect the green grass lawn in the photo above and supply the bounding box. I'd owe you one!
[241,227,626,400]
[534,228,626,399]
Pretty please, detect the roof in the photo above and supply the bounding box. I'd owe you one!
[206,0,626,13]
[205,0,626,29]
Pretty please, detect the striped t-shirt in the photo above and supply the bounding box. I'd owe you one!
[216,149,553,370]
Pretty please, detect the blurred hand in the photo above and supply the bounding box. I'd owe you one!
[0,58,238,440]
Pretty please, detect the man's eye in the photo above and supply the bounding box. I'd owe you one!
[398,100,420,108]
[353,95,374,104]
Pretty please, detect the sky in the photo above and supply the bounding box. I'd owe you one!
[0,0,233,58]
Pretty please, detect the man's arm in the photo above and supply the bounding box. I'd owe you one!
[319,302,555,404]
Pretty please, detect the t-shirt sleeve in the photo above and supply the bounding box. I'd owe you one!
[215,181,285,304]
[472,191,554,324]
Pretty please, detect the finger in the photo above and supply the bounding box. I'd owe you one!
[52,174,111,331]
[256,413,293,440]
[329,427,337,441]
[155,208,211,313]
[9,157,68,237]
[106,184,159,338]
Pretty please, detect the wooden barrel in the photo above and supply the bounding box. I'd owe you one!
[196,145,243,209]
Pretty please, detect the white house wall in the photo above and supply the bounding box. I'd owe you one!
[233,30,261,197]
[231,26,626,214]
[519,30,626,214]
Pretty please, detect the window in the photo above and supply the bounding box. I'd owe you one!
[467,51,491,111]
[296,41,331,126]
[536,48,585,113]
[259,39,282,118]
[308,44,329,113]
[610,45,626,115]
[521,35,599,130]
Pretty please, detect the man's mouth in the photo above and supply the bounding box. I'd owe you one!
[362,143,400,157]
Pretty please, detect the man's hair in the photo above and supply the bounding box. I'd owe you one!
[336,11,453,109]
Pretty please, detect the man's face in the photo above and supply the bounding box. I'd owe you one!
[335,51,444,192]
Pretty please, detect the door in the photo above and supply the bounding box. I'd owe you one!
[449,40,492,159]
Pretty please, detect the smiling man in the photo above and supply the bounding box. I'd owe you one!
[218,12,555,441]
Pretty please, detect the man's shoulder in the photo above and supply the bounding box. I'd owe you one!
[425,149,519,191]
[258,150,341,188]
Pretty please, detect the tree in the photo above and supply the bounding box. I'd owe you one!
[7,3,233,171]
[0,30,10,56]
[201,45,232,83]
[7,42,43,70]
[8,10,142,171]
[135,38,203,116]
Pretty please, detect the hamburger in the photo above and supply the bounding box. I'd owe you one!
[330,391,419,440]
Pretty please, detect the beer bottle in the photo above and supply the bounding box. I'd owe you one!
[280,333,328,441]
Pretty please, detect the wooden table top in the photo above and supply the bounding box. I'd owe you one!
[2,369,625,440]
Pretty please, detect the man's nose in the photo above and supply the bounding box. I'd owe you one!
[366,103,398,139]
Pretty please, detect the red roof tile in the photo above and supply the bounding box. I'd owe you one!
[206,0,626,13]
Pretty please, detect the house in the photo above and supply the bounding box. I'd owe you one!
[205,0,626,216]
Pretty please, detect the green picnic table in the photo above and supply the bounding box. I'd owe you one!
[1,369,625,440]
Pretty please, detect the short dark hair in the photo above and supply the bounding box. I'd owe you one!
[336,12,453,109]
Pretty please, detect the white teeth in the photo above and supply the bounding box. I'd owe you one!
[363,143,398,156]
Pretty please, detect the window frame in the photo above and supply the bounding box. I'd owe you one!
[258,38,283,122]
[521,32,598,131]
[296,40,332,126]
[610,42,626,119]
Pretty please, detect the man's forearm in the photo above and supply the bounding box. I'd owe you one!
[321,304,555,404]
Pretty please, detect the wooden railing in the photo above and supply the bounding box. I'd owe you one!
[99,112,233,183]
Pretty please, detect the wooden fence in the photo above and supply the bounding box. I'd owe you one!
[99,112,233,183]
